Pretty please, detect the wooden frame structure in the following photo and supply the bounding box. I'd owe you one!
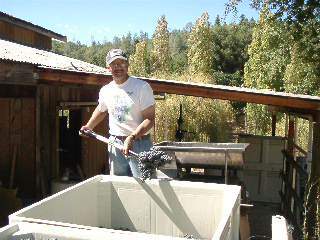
[2,59,320,193]
[35,67,320,235]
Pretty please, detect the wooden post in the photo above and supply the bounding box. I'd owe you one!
[272,112,277,136]
[35,86,41,198]
[284,116,295,218]
[304,114,320,238]
[307,118,313,174]
[9,144,17,189]
[310,117,320,184]
[288,116,295,156]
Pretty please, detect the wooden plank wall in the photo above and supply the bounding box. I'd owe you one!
[38,85,56,195]
[0,63,36,86]
[0,82,106,197]
[81,107,109,177]
[0,21,51,50]
[0,98,36,198]
[38,85,107,194]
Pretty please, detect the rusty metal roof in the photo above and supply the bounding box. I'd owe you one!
[0,39,110,74]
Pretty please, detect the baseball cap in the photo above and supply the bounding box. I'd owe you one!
[106,49,128,65]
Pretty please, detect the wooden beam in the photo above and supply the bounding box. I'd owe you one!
[37,68,320,112]
[268,106,317,120]
[59,101,97,107]
[0,84,36,98]
[145,79,320,111]
[0,62,37,85]
[37,68,112,86]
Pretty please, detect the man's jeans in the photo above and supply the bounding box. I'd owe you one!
[108,135,152,178]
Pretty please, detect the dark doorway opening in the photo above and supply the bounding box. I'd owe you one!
[58,109,82,181]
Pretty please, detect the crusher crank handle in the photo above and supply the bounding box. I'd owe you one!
[78,129,139,158]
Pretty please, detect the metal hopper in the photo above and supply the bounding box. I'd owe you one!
[155,142,249,183]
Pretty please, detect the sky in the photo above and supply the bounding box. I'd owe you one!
[1,0,259,45]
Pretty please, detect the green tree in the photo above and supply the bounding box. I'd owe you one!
[243,8,290,136]
[284,19,320,95]
[212,16,255,74]
[151,15,171,76]
[120,32,135,56]
[129,40,150,77]
[169,29,188,74]
[226,0,320,26]
[244,8,290,91]
[284,46,320,96]
[155,95,234,143]
[187,12,214,79]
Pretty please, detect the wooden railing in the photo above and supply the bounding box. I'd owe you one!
[280,146,308,239]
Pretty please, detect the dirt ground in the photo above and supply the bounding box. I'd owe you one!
[247,201,281,239]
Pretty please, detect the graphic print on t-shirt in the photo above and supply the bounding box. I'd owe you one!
[112,94,132,123]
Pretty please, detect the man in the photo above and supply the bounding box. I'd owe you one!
[80,49,155,178]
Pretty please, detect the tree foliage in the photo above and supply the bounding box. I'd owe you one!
[169,29,188,74]
[155,94,234,143]
[284,44,320,95]
[244,7,290,91]
[187,12,215,79]
[151,15,171,77]
[226,0,320,25]
[227,2,319,238]
[129,40,150,77]
[212,15,255,74]
[284,19,320,95]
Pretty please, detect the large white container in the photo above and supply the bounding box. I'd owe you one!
[1,175,241,240]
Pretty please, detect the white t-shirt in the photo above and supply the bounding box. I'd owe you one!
[98,77,155,136]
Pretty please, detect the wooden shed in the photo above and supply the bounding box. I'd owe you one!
[0,11,112,199]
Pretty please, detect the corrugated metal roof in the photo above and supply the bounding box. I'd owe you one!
[0,39,110,75]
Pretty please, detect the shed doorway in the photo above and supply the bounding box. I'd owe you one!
[58,109,82,181]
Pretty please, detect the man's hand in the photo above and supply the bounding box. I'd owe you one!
[123,135,135,156]
[79,106,106,137]
[79,125,92,137]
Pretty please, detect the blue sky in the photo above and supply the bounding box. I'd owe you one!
[1,0,259,45]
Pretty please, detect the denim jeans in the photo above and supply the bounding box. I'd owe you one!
[108,135,152,178]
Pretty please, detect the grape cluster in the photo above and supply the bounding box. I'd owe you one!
[137,147,173,181]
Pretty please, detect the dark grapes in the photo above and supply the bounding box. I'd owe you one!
[136,147,173,181]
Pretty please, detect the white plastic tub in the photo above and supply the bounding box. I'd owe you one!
[1,175,241,240]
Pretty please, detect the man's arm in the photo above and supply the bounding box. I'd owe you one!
[123,104,155,155]
[81,106,107,131]
[132,104,155,138]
